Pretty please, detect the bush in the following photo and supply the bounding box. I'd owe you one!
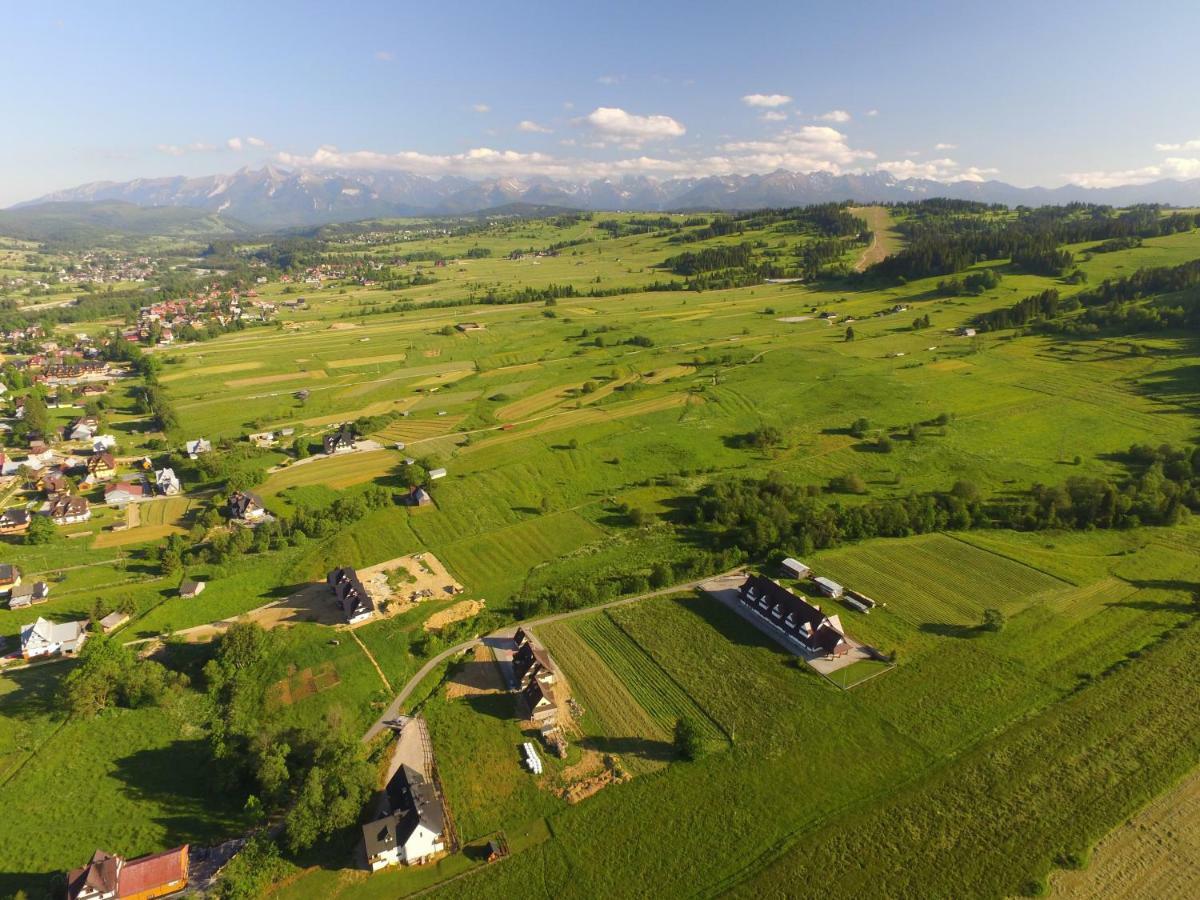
[674,717,708,761]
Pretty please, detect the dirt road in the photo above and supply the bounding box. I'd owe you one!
[850,206,899,271]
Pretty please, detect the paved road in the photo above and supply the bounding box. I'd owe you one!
[360,572,741,743]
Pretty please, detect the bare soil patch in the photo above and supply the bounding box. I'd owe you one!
[269,661,341,707]
[445,644,505,700]
[424,599,486,632]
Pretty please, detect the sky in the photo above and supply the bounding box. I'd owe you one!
[2,0,1199,206]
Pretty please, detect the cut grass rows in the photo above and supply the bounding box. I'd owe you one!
[572,613,725,743]
[536,621,668,775]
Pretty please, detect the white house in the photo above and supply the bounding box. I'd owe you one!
[92,435,118,453]
[428,468,447,480]
[362,765,446,871]
[155,467,181,495]
[20,617,89,659]
[185,438,212,458]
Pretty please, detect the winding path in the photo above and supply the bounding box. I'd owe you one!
[360,572,741,743]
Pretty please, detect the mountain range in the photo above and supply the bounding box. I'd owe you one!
[12,166,1200,230]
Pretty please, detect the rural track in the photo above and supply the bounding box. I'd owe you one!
[360,571,742,743]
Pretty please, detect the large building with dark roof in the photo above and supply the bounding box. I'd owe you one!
[326,566,376,624]
[737,574,850,657]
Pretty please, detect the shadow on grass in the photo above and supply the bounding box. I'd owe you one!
[577,734,675,764]
[463,692,517,721]
[110,741,242,849]
[919,622,984,639]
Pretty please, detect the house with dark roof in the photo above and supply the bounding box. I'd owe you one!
[0,563,21,593]
[66,845,189,900]
[522,677,559,725]
[227,490,266,522]
[49,495,92,524]
[9,581,50,609]
[737,574,850,658]
[323,425,357,455]
[0,507,30,535]
[512,641,556,690]
[87,452,117,482]
[362,764,446,870]
[326,567,376,624]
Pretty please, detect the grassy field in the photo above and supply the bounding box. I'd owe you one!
[6,208,1200,897]
[0,692,242,897]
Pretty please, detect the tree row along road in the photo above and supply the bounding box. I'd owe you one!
[360,572,741,743]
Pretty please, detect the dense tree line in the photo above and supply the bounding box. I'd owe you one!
[975,289,1070,331]
[872,202,1200,282]
[203,623,375,853]
[62,637,189,717]
[977,255,1200,332]
[691,444,1200,558]
[662,243,754,276]
[937,269,1002,295]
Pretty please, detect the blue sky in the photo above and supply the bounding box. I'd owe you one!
[2,0,1199,205]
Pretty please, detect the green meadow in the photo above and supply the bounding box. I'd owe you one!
[5,207,1200,896]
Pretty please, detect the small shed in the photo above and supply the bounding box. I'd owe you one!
[180,579,206,599]
[812,576,844,599]
[99,611,130,633]
[428,468,447,480]
[781,558,811,579]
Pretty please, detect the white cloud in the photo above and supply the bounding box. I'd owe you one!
[246,136,267,148]
[227,137,243,151]
[518,120,552,134]
[761,111,788,122]
[865,109,879,117]
[156,141,217,157]
[580,107,686,141]
[877,157,998,182]
[816,110,851,123]
[562,101,574,110]
[720,126,875,173]
[1067,157,1200,188]
[934,142,957,150]
[742,93,792,108]
[1155,139,1200,151]
[274,122,992,185]
[472,103,490,113]
[596,74,622,85]
[374,50,394,62]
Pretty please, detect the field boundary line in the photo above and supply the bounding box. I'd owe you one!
[349,630,392,693]
[938,531,1077,586]
[602,607,733,743]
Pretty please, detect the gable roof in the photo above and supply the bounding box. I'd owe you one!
[228,490,265,518]
[88,452,116,470]
[67,849,121,900]
[738,574,847,653]
[114,845,188,897]
[389,765,445,841]
[326,567,375,621]
[49,495,90,518]
[20,616,88,654]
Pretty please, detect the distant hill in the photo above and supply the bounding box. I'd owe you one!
[0,200,246,243]
[14,166,1200,230]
